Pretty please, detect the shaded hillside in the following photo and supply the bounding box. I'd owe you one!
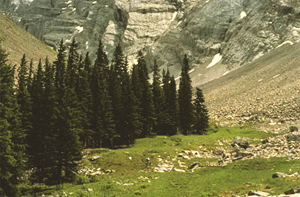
[201,42,300,130]
[0,13,56,66]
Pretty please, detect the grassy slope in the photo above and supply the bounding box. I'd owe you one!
[0,13,56,66]
[40,126,300,197]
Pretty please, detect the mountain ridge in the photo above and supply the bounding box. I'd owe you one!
[0,12,56,66]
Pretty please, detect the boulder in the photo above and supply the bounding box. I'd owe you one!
[284,188,296,195]
[188,162,201,170]
[248,190,270,196]
[232,137,251,149]
[286,135,300,142]
[272,172,288,178]
[290,126,299,133]
[89,156,100,161]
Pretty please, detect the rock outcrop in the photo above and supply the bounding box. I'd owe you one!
[2,0,300,78]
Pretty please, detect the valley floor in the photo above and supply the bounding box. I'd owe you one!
[30,125,300,197]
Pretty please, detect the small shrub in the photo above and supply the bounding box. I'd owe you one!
[74,175,90,184]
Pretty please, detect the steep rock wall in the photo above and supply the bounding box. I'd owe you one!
[1,0,300,79]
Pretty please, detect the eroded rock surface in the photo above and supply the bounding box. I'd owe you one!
[2,0,300,78]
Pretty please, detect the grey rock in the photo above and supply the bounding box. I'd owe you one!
[248,190,270,196]
[290,126,299,133]
[89,155,100,161]
[285,188,296,195]
[272,172,288,178]
[188,162,201,170]
[232,136,251,149]
[2,0,300,81]
[286,135,300,142]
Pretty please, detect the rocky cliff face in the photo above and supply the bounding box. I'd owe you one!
[1,0,300,78]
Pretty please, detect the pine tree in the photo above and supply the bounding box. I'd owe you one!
[161,69,178,135]
[17,54,33,139]
[193,87,209,134]
[51,39,82,184]
[168,75,178,135]
[136,51,155,137]
[0,45,25,196]
[90,41,116,148]
[109,44,124,143]
[28,59,46,182]
[42,58,57,183]
[178,54,194,135]
[151,60,164,134]
[76,55,93,148]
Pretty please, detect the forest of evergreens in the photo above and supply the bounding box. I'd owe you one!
[0,39,209,196]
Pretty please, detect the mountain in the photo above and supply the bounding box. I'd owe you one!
[0,12,56,66]
[2,0,300,77]
[1,0,300,128]
[201,42,300,130]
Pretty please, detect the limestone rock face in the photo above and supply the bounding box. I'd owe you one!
[2,0,300,77]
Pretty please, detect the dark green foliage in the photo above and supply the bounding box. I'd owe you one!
[151,60,165,135]
[17,54,33,144]
[135,51,155,137]
[48,39,83,184]
[193,88,209,134]
[161,70,178,135]
[90,41,116,148]
[0,38,209,190]
[178,54,194,135]
[0,44,24,196]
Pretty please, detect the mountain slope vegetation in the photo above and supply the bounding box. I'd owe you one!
[0,12,56,66]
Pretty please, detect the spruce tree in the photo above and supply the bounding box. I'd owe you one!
[28,59,46,182]
[76,55,93,148]
[151,60,164,134]
[178,55,194,135]
[109,44,124,143]
[136,51,155,137]
[168,75,178,135]
[90,41,115,148]
[161,69,178,135]
[0,45,24,196]
[17,54,32,143]
[51,39,82,184]
[193,88,209,134]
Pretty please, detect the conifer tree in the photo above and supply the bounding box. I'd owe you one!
[0,45,24,196]
[28,59,47,182]
[193,87,209,134]
[161,70,178,135]
[17,54,32,134]
[178,54,194,135]
[76,55,93,147]
[136,51,155,137]
[152,60,164,134]
[51,39,82,184]
[90,41,116,148]
[168,75,178,135]
[109,44,124,142]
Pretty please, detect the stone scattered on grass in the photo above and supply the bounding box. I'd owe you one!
[248,190,270,196]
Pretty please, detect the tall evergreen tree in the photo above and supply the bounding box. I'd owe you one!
[193,87,209,134]
[17,54,32,163]
[51,39,82,184]
[28,59,46,182]
[168,75,178,135]
[151,60,164,134]
[161,70,178,135]
[76,55,93,147]
[90,41,115,148]
[178,54,194,135]
[0,45,25,196]
[136,51,155,137]
[109,44,124,143]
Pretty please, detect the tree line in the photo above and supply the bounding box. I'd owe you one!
[0,39,209,195]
